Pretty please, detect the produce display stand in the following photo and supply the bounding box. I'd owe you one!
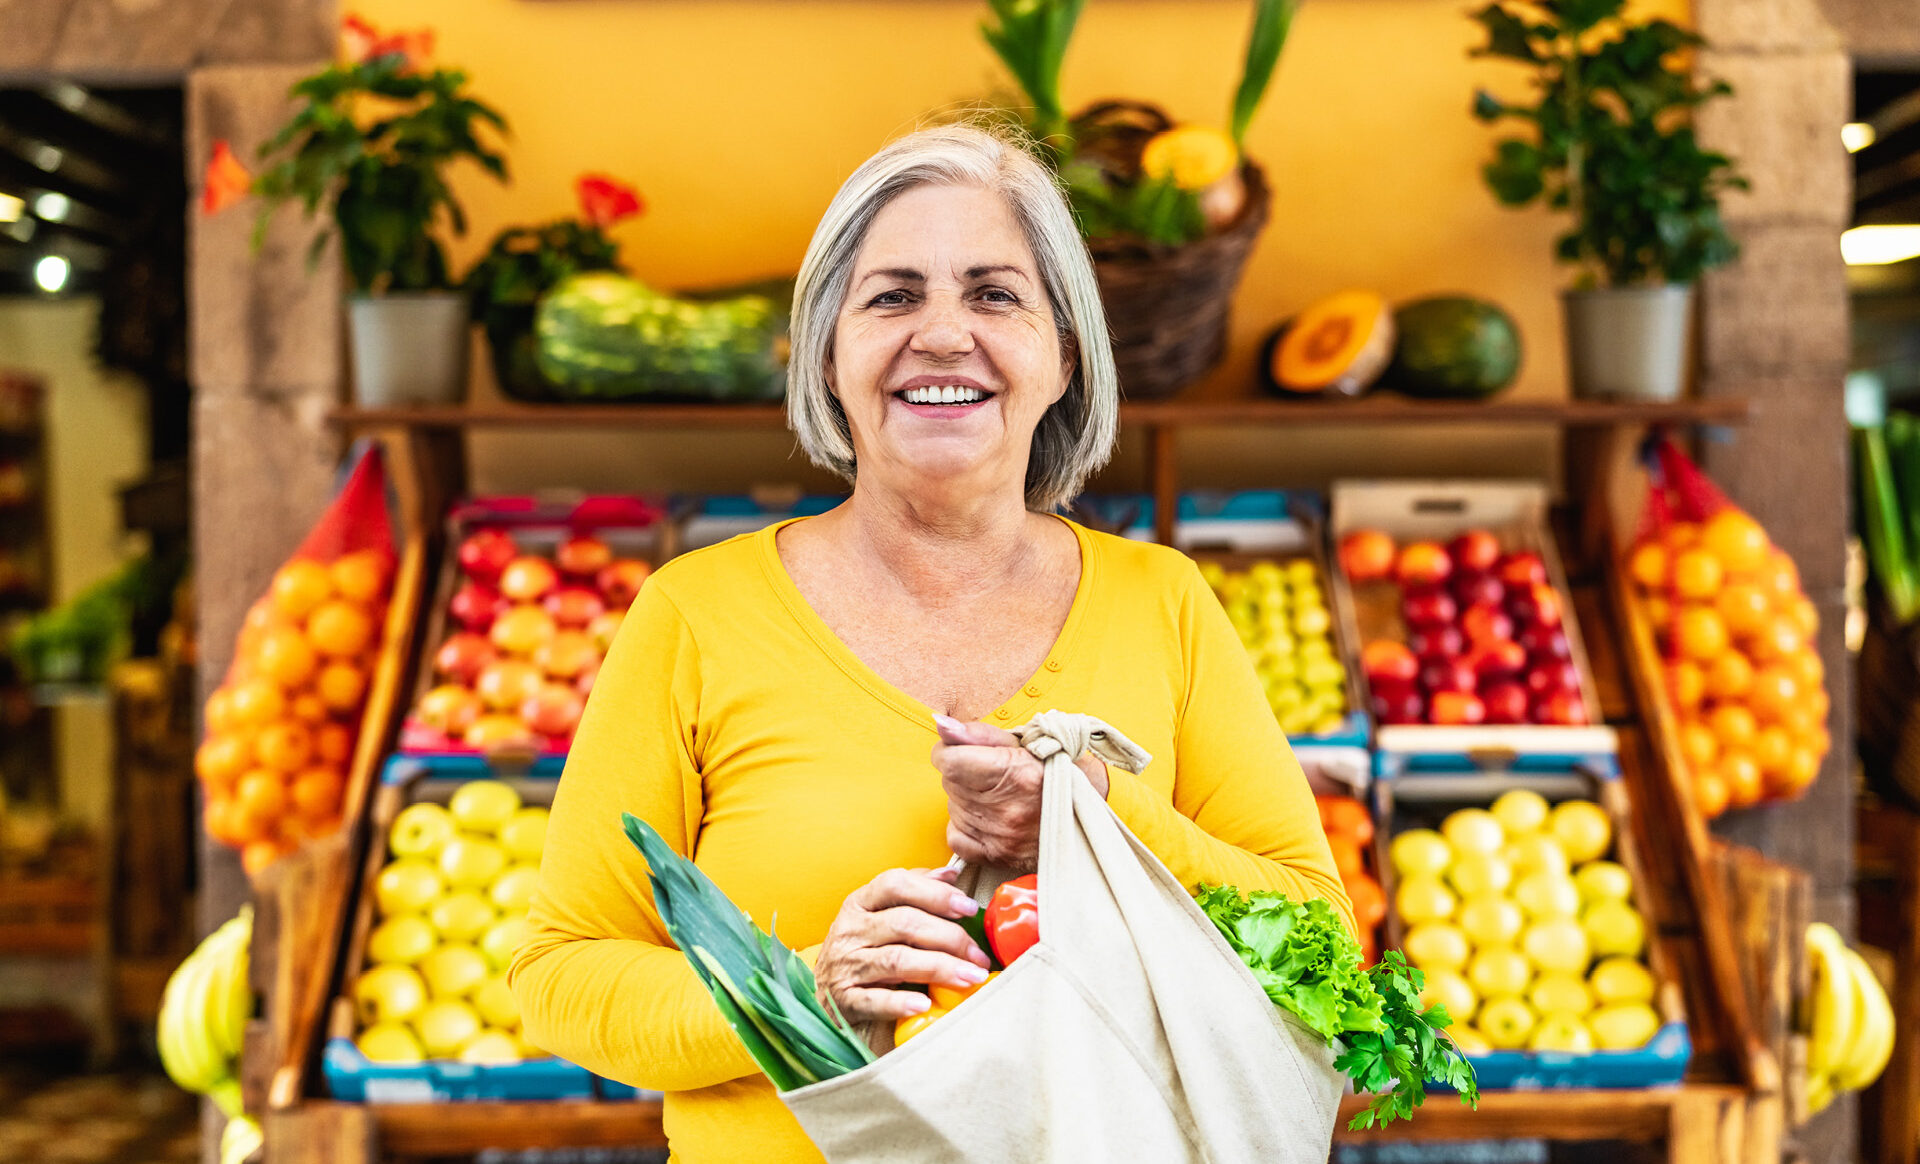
[1854,801,1920,1164]
[258,392,1789,1163]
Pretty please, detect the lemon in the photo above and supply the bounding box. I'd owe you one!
[1477,997,1538,1050]
[1404,922,1473,972]
[1449,853,1514,898]
[1467,946,1534,999]
[1587,1002,1662,1050]
[1446,1025,1493,1055]
[1573,860,1634,904]
[1490,789,1551,836]
[1395,876,1459,925]
[1529,1013,1595,1053]
[1549,800,1614,864]
[1420,968,1479,1026]
[1521,917,1592,976]
[1457,894,1525,947]
[1390,830,1453,879]
[1442,809,1506,856]
[1528,972,1595,1017]
[1583,900,1647,959]
[1140,125,1240,191]
[1589,957,1657,1006]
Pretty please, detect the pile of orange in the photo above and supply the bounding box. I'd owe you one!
[195,550,391,876]
[1318,794,1387,962]
[1625,510,1828,819]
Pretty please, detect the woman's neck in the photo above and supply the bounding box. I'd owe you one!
[829,480,1053,607]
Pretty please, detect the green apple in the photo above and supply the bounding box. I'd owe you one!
[1521,917,1591,976]
[1589,957,1656,1006]
[1457,894,1524,948]
[1529,1013,1595,1053]
[374,859,446,918]
[1548,799,1613,865]
[1573,860,1634,904]
[1477,997,1538,1050]
[367,915,438,967]
[1390,830,1453,880]
[489,864,542,914]
[1490,789,1550,837]
[498,806,550,861]
[459,1029,522,1064]
[1394,876,1458,926]
[1587,1002,1661,1050]
[356,1022,425,1064]
[449,780,522,834]
[1504,835,1572,881]
[354,965,428,1027]
[1512,872,1581,920]
[419,944,490,999]
[1582,900,1646,959]
[412,998,483,1058]
[1446,1025,1492,1056]
[1527,972,1594,1017]
[480,915,534,972]
[1403,922,1472,973]
[429,891,498,945]
[389,803,457,860]
[1467,946,1534,1000]
[1441,809,1506,857]
[1448,853,1513,898]
[439,836,508,889]
[1419,968,1478,1027]
[473,975,521,1030]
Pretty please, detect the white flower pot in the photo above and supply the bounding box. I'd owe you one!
[1561,284,1695,402]
[347,292,471,407]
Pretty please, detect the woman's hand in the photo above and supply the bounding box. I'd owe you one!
[933,716,1107,872]
[814,866,992,1022]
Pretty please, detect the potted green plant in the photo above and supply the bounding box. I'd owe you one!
[204,17,508,407]
[980,0,1296,398]
[465,174,642,401]
[1471,0,1745,401]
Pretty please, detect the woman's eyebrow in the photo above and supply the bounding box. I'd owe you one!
[966,264,1032,283]
[855,267,924,288]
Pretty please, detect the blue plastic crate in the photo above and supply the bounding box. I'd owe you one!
[323,1037,654,1103]
[1374,750,1622,783]
[677,492,844,550]
[1445,1020,1691,1090]
[381,752,564,784]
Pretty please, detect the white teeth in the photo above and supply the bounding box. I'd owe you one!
[942,386,958,404]
[902,385,987,404]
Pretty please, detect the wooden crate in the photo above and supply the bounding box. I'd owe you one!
[0,873,97,955]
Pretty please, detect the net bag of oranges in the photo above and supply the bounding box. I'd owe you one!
[1623,436,1829,819]
[196,448,395,877]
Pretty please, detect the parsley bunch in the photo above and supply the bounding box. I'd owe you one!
[1196,886,1479,1129]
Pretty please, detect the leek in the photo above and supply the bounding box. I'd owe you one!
[1855,425,1919,625]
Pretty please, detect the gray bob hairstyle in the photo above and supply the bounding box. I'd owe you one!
[786,124,1119,512]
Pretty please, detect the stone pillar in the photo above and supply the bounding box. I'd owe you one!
[1691,0,1855,1159]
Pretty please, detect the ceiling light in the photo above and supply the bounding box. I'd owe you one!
[47,82,88,112]
[31,144,63,172]
[7,218,37,242]
[32,192,69,222]
[0,193,21,223]
[1844,225,1920,266]
[33,255,70,294]
[1843,122,1876,153]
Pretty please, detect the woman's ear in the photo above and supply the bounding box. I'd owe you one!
[1052,333,1078,406]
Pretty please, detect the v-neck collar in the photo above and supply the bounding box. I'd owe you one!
[756,514,1099,731]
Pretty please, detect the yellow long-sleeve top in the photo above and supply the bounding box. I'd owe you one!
[510,517,1351,1163]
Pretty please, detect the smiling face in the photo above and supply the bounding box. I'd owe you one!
[830,182,1072,509]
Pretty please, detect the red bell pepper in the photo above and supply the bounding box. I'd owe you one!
[986,874,1040,966]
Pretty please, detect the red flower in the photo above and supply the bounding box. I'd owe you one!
[341,14,434,71]
[576,174,644,229]
[202,141,252,215]
[341,14,379,62]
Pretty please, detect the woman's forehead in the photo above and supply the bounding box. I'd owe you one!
[856,184,1037,271]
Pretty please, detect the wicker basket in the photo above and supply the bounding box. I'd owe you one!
[1088,160,1271,400]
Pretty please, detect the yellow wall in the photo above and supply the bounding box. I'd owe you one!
[361,0,1685,495]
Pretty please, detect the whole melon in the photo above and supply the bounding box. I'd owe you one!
[1387,297,1522,399]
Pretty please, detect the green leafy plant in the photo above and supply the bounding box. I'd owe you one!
[244,17,508,294]
[1470,0,1746,287]
[465,175,642,335]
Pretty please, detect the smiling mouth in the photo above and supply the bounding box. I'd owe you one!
[896,385,993,405]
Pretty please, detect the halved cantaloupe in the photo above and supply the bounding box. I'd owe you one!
[1266,290,1396,396]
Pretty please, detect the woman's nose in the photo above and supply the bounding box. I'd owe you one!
[909,303,975,356]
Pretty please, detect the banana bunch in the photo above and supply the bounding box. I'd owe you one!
[221,1115,264,1164]
[1805,922,1895,1113]
[158,906,254,1120]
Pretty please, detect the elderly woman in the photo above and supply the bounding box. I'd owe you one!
[510,125,1351,1163]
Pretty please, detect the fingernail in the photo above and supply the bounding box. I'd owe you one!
[933,713,965,734]
[967,946,992,969]
[949,893,978,916]
[903,994,931,1014]
[958,964,988,984]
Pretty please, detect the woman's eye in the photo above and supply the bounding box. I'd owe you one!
[977,287,1018,305]
[869,290,911,307]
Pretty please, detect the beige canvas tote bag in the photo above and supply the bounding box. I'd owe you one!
[781,710,1345,1163]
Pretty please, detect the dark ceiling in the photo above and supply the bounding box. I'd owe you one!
[1855,69,1920,228]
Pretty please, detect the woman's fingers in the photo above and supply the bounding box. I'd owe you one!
[869,906,991,968]
[837,984,936,1023]
[932,715,1021,749]
[852,867,978,919]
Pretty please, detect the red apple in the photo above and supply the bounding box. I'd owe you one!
[1450,570,1506,610]
[533,630,599,680]
[475,659,546,712]
[555,534,614,579]
[1481,680,1531,724]
[1419,657,1477,695]
[521,683,585,738]
[1532,690,1590,726]
[1459,604,1515,647]
[1467,639,1529,682]
[458,528,518,584]
[1507,582,1564,628]
[1430,691,1488,726]
[1361,640,1420,686]
[1339,529,1397,584]
[1525,660,1582,697]
[587,610,625,653]
[499,556,560,604]
[449,581,505,632]
[1497,550,1549,589]
[1396,541,1453,588]
[597,559,653,610]
[1402,588,1458,629]
[1448,530,1503,574]
[1369,682,1425,726]
[490,604,558,657]
[1519,622,1572,663]
[415,684,483,736]
[435,633,497,686]
[1407,624,1466,662]
[544,586,606,629]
